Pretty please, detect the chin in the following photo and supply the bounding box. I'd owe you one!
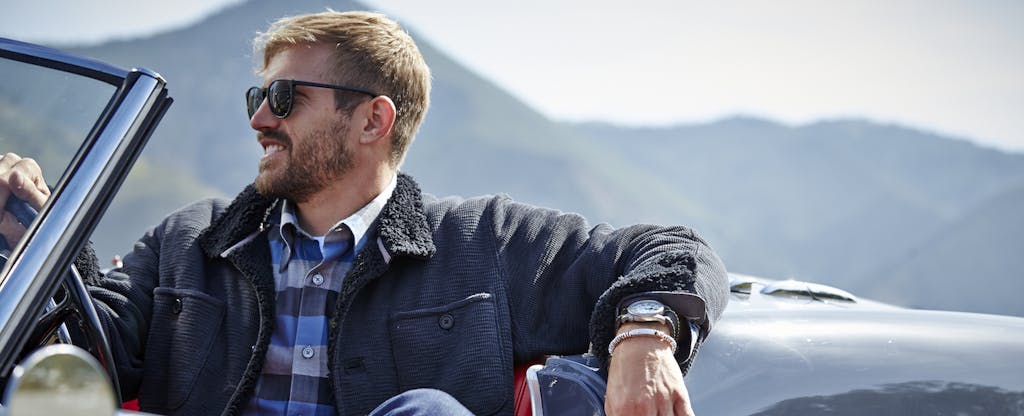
[253,173,277,197]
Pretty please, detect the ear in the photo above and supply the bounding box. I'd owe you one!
[358,95,397,144]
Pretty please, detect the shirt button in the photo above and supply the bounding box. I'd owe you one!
[311,274,324,286]
[301,346,315,359]
[439,313,455,330]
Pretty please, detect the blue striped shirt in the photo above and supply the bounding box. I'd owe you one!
[244,177,396,416]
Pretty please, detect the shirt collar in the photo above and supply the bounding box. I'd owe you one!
[277,174,398,247]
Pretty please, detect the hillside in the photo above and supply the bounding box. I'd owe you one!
[576,119,1024,289]
[864,182,1024,315]
[46,0,1024,316]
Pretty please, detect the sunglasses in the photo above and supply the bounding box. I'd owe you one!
[246,79,378,119]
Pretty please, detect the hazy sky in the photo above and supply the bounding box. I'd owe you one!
[3,0,1022,152]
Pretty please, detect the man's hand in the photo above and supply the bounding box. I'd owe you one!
[0,153,50,246]
[605,322,693,416]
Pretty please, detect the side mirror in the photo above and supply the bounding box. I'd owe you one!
[3,344,117,415]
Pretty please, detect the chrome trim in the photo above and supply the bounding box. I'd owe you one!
[729,274,774,294]
[761,279,857,303]
[731,274,859,303]
[0,37,126,85]
[525,364,544,416]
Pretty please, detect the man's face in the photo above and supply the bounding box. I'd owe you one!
[250,44,356,202]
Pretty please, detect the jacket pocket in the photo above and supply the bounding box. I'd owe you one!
[140,287,225,410]
[389,293,508,415]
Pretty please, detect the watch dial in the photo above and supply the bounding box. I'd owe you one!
[628,300,664,316]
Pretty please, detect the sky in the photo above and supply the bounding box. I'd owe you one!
[2,0,1022,152]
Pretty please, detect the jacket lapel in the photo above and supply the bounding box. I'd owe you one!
[329,172,436,326]
[196,185,277,416]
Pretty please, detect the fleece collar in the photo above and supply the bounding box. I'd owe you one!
[198,173,436,261]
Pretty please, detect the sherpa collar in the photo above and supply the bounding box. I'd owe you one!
[198,173,435,261]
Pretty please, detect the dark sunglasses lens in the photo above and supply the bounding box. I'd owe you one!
[267,80,293,118]
[246,87,264,119]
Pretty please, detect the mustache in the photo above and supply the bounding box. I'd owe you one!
[257,129,291,146]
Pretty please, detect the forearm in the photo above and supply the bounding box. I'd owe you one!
[493,196,727,367]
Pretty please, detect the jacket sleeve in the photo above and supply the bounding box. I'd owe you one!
[490,195,729,373]
[81,226,163,401]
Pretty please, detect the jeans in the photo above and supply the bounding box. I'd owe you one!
[369,388,475,415]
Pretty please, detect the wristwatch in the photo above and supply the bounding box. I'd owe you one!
[617,299,678,339]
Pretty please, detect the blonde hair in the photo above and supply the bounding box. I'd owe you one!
[255,10,431,167]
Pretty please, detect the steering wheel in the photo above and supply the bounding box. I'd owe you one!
[1,194,122,401]
[4,195,37,228]
[0,195,38,257]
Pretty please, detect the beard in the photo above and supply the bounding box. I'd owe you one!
[254,118,354,203]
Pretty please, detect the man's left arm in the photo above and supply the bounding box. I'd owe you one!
[597,249,723,416]
[491,197,728,415]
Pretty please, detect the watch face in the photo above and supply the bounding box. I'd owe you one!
[627,299,665,316]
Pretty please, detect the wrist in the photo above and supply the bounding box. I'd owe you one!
[617,321,673,334]
[608,327,677,356]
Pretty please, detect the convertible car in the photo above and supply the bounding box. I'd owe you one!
[527,275,1024,415]
[1,37,1023,415]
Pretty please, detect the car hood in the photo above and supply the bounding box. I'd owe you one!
[686,274,1024,415]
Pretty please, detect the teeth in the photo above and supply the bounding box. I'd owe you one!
[264,144,283,155]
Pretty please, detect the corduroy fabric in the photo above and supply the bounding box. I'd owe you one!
[82,173,729,416]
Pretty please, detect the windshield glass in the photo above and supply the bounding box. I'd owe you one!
[0,58,116,181]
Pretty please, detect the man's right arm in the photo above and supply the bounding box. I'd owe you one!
[0,151,159,401]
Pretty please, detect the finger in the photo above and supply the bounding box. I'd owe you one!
[19,157,49,195]
[9,158,48,209]
[0,153,24,212]
[0,152,21,170]
[674,392,695,416]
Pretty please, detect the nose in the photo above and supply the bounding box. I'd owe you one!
[249,98,280,132]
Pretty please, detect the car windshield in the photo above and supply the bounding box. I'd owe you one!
[0,56,116,212]
[0,40,171,395]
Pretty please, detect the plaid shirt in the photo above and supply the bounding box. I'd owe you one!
[244,177,396,416]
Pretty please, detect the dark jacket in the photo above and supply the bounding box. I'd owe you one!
[85,174,728,416]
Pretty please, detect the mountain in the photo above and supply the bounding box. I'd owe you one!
[576,120,1024,290]
[51,0,1024,316]
[864,182,1024,316]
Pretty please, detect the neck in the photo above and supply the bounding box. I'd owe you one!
[293,166,394,236]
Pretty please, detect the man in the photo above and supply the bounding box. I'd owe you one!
[0,10,728,416]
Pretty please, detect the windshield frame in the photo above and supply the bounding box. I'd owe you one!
[0,37,172,379]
